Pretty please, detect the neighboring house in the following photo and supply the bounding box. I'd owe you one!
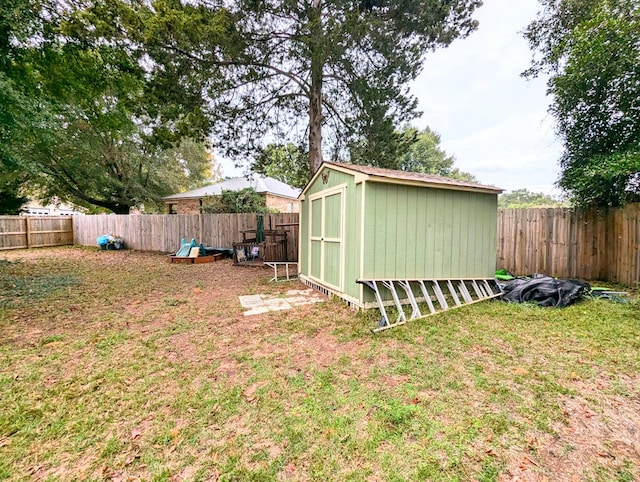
[22,200,85,216]
[163,175,302,214]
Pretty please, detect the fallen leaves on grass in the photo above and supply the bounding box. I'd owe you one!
[0,247,639,482]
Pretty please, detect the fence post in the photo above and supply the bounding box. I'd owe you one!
[25,217,31,249]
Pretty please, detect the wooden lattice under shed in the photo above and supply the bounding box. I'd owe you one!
[298,162,504,330]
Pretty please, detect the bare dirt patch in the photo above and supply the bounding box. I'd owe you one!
[501,375,640,481]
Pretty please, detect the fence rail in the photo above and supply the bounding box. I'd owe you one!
[73,213,300,261]
[4,204,639,286]
[0,216,74,250]
[497,204,640,285]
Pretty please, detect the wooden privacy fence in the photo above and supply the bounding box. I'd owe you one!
[73,213,300,261]
[497,204,640,285]
[6,206,639,285]
[0,216,74,250]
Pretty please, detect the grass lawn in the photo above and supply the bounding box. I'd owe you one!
[1,246,639,481]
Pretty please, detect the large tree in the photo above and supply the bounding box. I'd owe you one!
[394,126,476,181]
[523,0,640,207]
[0,0,40,212]
[131,0,482,176]
[254,127,476,186]
[4,0,482,211]
[1,0,217,213]
[0,79,31,214]
[0,175,29,215]
[252,143,310,189]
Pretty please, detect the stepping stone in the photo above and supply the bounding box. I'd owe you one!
[243,306,269,316]
[284,296,308,304]
[292,298,325,306]
[239,294,264,309]
[263,298,292,311]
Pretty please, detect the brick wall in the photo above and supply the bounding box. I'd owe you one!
[265,195,300,213]
[166,194,299,214]
[167,199,201,214]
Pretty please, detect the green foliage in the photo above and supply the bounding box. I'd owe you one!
[0,10,41,209]
[498,189,566,209]
[559,150,640,208]
[201,188,268,213]
[2,0,481,209]
[347,120,415,171]
[523,0,640,207]
[397,127,456,174]
[252,144,310,189]
[351,126,476,181]
[0,0,217,213]
[0,175,28,214]
[135,0,482,172]
[397,127,476,181]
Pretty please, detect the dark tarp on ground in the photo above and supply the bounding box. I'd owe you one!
[500,276,590,307]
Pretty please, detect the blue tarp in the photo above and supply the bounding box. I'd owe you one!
[97,234,124,250]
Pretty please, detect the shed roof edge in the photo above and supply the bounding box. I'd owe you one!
[300,161,503,196]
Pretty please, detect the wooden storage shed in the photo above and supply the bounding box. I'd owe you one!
[298,162,504,330]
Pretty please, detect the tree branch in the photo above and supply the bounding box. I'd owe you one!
[157,42,311,96]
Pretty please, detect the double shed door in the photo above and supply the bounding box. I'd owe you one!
[308,186,345,291]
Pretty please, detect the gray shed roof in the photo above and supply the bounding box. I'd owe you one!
[303,162,503,195]
[163,175,301,201]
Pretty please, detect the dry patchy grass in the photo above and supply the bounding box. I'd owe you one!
[0,246,639,481]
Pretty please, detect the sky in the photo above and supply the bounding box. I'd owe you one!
[221,0,563,196]
[410,0,562,195]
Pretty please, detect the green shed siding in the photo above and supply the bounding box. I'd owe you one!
[352,183,363,299]
[300,168,353,275]
[304,169,352,196]
[300,163,500,308]
[340,182,362,301]
[362,182,497,280]
[299,168,362,302]
[309,197,322,280]
[299,198,309,273]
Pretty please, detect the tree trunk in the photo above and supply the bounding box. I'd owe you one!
[309,72,323,177]
[111,204,132,214]
[308,2,323,178]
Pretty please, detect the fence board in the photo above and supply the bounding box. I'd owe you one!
[0,216,73,250]
[497,204,640,286]
[73,213,301,261]
[7,205,639,286]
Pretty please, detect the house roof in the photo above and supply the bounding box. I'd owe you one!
[302,162,503,195]
[163,175,302,201]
